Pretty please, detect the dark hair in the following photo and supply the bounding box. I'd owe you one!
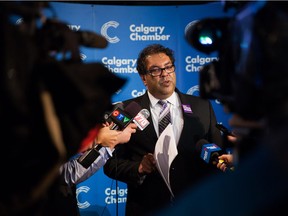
[136,44,175,75]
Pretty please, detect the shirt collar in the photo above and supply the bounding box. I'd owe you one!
[147,91,177,107]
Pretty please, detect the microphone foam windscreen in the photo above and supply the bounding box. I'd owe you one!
[125,101,142,117]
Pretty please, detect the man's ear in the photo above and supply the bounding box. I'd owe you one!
[140,74,147,86]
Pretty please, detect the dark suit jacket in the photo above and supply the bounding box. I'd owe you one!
[156,125,288,216]
[104,89,223,216]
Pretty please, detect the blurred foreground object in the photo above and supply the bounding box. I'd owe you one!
[0,2,125,215]
[156,2,288,215]
[186,1,288,122]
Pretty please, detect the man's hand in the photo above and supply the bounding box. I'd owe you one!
[138,153,156,175]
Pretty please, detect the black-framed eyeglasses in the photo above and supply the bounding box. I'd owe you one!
[147,64,175,77]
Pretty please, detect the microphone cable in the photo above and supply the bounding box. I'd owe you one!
[115,150,119,216]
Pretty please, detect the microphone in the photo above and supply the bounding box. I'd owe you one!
[78,101,149,168]
[196,139,234,172]
[133,108,150,130]
[215,123,235,154]
[76,30,108,48]
[103,102,124,127]
[77,143,101,169]
[106,101,148,131]
[215,123,234,136]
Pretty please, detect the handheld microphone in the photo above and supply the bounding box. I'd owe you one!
[103,102,124,130]
[78,101,149,168]
[196,139,234,172]
[106,101,149,131]
[77,143,101,169]
[215,123,234,136]
[215,123,235,154]
[107,101,140,130]
[133,108,150,130]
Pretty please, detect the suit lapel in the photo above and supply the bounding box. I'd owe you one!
[137,92,158,140]
[176,91,200,148]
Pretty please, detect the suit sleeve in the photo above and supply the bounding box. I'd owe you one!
[103,142,143,186]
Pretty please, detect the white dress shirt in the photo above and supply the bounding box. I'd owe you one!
[147,91,184,144]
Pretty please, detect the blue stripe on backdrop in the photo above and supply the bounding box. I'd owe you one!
[49,2,233,215]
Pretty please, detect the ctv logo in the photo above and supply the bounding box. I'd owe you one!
[112,109,131,123]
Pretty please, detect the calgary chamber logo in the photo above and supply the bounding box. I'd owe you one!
[100,21,171,43]
[80,53,87,61]
[131,89,146,97]
[101,56,138,74]
[76,186,91,209]
[15,18,23,25]
[185,55,218,73]
[101,21,120,43]
[187,85,200,96]
[76,185,128,209]
[187,85,221,104]
[129,24,170,41]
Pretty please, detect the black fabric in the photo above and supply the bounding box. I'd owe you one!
[104,89,223,216]
[0,10,126,215]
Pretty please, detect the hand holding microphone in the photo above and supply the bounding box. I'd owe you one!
[116,123,137,144]
[217,154,234,172]
[97,122,136,149]
[105,101,150,131]
[78,101,149,168]
[196,139,234,173]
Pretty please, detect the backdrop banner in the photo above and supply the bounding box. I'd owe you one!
[45,2,233,215]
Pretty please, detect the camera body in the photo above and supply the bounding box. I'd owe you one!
[186,1,288,122]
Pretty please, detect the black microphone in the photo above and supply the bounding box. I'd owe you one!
[215,123,235,154]
[215,123,234,136]
[196,139,234,172]
[77,143,101,169]
[76,30,108,48]
[78,101,147,168]
[105,101,143,131]
[103,102,124,128]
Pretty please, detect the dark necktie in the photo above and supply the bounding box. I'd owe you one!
[158,100,171,135]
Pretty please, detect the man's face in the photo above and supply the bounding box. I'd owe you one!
[140,52,176,100]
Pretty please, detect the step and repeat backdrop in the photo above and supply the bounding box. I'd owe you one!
[48,2,232,215]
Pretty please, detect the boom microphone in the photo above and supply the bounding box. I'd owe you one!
[196,139,233,172]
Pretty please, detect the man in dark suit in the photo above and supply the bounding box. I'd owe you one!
[103,44,223,216]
